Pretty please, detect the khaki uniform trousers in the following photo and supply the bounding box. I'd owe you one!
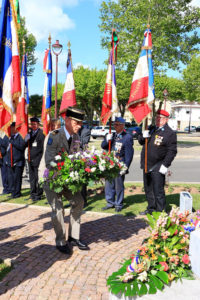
[44,184,84,246]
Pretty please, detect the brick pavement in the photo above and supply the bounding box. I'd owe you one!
[0,203,149,300]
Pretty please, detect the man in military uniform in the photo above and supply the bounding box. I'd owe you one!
[0,134,10,194]
[5,122,26,198]
[44,107,89,255]
[25,117,45,201]
[101,117,134,212]
[138,109,177,214]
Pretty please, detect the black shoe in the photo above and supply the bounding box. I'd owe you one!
[56,244,72,255]
[83,202,88,208]
[115,207,122,212]
[68,237,90,251]
[139,209,151,215]
[13,194,22,199]
[102,205,114,211]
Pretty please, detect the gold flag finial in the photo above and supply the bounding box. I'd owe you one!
[22,39,26,54]
[67,41,71,50]
[48,34,52,49]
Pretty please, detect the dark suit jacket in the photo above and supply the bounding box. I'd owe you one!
[138,123,177,171]
[101,130,134,170]
[6,134,25,167]
[28,128,45,167]
[78,127,91,150]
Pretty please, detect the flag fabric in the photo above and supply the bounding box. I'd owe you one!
[100,51,119,125]
[42,49,52,136]
[0,0,21,136]
[60,53,76,118]
[127,27,155,124]
[16,53,29,138]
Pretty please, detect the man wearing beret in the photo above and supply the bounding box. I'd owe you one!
[101,117,134,212]
[138,109,177,215]
[44,107,89,255]
[25,117,45,201]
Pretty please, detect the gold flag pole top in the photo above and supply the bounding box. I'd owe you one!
[22,39,25,55]
[48,33,52,50]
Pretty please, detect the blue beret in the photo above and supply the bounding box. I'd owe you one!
[114,117,126,124]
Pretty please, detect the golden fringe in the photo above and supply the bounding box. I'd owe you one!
[0,97,13,135]
[10,0,20,58]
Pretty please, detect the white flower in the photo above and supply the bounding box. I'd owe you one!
[91,167,96,173]
[68,155,74,159]
[99,164,105,171]
[100,159,106,165]
[50,161,57,167]
[55,155,61,160]
[138,271,147,282]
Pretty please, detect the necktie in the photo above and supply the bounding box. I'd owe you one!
[68,137,72,148]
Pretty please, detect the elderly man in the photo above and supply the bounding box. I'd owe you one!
[25,117,45,201]
[138,109,177,215]
[101,117,134,212]
[44,107,89,255]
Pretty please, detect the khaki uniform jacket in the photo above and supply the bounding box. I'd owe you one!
[45,127,80,169]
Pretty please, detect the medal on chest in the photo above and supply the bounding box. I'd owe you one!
[154,135,163,146]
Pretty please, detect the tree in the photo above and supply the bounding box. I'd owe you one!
[183,54,200,102]
[28,94,43,117]
[18,17,37,76]
[99,0,200,73]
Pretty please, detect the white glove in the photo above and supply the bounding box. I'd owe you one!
[106,133,113,142]
[143,130,150,138]
[25,133,30,142]
[159,164,168,175]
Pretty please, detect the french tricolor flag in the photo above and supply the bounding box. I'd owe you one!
[42,49,52,136]
[0,0,21,136]
[60,53,76,118]
[16,53,29,138]
[127,27,155,124]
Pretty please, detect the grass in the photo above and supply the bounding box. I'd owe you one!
[1,183,200,217]
[0,260,12,281]
[177,141,200,146]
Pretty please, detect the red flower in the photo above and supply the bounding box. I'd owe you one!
[57,162,61,167]
[103,152,106,155]
[92,156,97,160]
[85,168,91,173]
[182,254,190,265]
[61,162,64,166]
[58,167,61,170]
[61,147,65,152]
[110,160,114,165]
[159,262,169,271]
[174,229,178,235]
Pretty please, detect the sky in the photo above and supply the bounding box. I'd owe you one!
[1,0,199,96]
[20,0,108,96]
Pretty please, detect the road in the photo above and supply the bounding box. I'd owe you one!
[126,157,200,184]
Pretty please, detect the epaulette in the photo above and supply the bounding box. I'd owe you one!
[52,130,59,135]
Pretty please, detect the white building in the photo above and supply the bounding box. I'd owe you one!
[170,102,200,131]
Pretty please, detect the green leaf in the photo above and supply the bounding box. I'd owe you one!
[168,224,177,236]
[54,187,63,193]
[156,271,169,284]
[149,274,164,291]
[170,235,180,246]
[146,214,155,228]
[151,212,161,220]
[131,281,139,296]
[138,283,148,296]
[111,283,124,295]
[148,282,157,294]
[125,284,131,297]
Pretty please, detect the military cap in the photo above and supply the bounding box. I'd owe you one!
[30,117,40,123]
[10,122,16,127]
[66,107,85,122]
[114,116,126,124]
[156,109,170,117]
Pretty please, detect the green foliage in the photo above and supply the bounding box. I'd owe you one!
[28,94,43,117]
[183,54,200,102]
[18,17,37,76]
[99,0,200,74]
[0,261,12,281]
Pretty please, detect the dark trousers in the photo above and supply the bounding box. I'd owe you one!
[81,184,87,206]
[7,165,24,197]
[28,164,43,199]
[1,163,10,193]
[143,170,166,212]
[105,175,125,209]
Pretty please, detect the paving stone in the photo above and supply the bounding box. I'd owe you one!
[0,202,149,299]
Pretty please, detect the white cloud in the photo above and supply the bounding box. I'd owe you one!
[20,0,76,42]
